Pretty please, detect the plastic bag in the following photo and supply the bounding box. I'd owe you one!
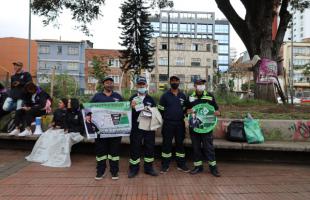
[244,117,264,144]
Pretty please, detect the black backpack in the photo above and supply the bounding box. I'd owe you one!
[226,120,247,142]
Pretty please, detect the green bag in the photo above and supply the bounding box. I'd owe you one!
[244,118,264,144]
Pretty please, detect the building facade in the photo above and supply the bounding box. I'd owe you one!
[85,49,129,94]
[36,40,93,94]
[0,37,37,84]
[151,37,218,91]
[150,10,230,71]
[282,41,310,94]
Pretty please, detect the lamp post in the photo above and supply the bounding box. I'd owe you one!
[167,10,170,79]
[28,0,32,73]
[290,12,294,105]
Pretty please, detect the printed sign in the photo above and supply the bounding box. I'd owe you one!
[82,102,132,139]
[188,103,217,133]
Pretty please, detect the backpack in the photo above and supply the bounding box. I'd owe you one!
[226,120,247,142]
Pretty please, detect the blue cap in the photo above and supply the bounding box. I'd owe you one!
[102,76,114,83]
[194,79,206,84]
[136,76,147,84]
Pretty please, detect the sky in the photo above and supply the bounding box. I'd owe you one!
[0,0,246,55]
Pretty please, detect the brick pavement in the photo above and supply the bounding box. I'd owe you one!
[0,149,309,200]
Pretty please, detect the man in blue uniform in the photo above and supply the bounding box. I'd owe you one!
[128,76,158,178]
[91,77,123,180]
[186,79,221,177]
[158,76,189,173]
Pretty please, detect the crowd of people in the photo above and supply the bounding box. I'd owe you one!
[0,61,221,180]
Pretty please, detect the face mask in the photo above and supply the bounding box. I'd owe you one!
[170,83,179,89]
[137,87,147,94]
[196,85,205,92]
[104,85,113,92]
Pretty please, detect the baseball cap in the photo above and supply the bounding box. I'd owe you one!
[12,61,23,67]
[136,76,147,84]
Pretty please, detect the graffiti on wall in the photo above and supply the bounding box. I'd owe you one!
[289,121,310,140]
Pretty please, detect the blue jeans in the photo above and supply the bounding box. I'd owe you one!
[2,97,23,112]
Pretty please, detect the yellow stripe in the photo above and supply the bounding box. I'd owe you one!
[96,155,107,161]
[161,152,172,158]
[194,161,203,166]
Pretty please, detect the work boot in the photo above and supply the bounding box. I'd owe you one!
[190,166,203,175]
[128,167,139,178]
[160,165,169,174]
[111,172,119,180]
[144,167,159,176]
[94,170,106,180]
[209,165,221,177]
[177,164,190,173]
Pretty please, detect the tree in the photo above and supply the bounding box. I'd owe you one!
[89,56,111,91]
[31,0,173,36]
[214,0,309,101]
[303,63,310,77]
[119,0,155,75]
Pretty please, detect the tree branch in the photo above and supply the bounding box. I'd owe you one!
[273,0,291,58]
[215,0,252,53]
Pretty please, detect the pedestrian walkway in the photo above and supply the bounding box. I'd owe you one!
[0,149,309,200]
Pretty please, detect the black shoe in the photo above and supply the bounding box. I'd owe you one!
[209,166,221,177]
[111,172,119,180]
[190,167,203,175]
[160,166,169,174]
[94,171,106,180]
[128,169,139,178]
[144,168,159,176]
[177,164,190,173]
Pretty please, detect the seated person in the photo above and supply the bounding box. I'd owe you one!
[0,82,9,119]
[9,82,52,136]
[25,98,84,168]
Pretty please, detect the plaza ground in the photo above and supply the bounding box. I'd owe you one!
[0,149,309,200]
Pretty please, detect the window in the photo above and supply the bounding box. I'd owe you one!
[161,43,167,50]
[109,59,120,67]
[218,55,229,64]
[68,46,79,55]
[67,62,79,70]
[176,43,185,50]
[151,22,160,32]
[57,46,62,55]
[169,23,178,32]
[191,75,200,82]
[215,24,229,33]
[206,44,211,52]
[192,43,199,51]
[213,60,217,68]
[88,77,98,84]
[88,61,93,68]
[207,25,213,33]
[197,24,207,33]
[176,58,185,66]
[213,45,218,53]
[159,74,168,81]
[159,57,168,66]
[218,45,229,54]
[191,58,201,66]
[110,75,120,84]
[162,23,168,32]
[180,23,195,32]
[39,45,50,54]
[214,35,229,43]
[39,61,48,70]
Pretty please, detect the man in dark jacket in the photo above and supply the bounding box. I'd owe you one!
[0,82,9,119]
[9,82,51,136]
[2,62,32,112]
[91,77,123,180]
[127,76,158,178]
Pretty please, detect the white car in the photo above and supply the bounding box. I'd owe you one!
[277,96,301,104]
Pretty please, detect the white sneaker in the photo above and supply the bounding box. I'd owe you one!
[8,129,20,136]
[17,129,32,137]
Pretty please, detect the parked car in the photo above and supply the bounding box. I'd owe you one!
[301,97,310,104]
[277,96,301,104]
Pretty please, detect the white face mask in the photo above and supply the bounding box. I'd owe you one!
[196,85,205,92]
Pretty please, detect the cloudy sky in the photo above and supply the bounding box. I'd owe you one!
[0,0,246,55]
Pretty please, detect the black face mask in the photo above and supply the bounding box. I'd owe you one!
[170,83,179,89]
[104,85,113,92]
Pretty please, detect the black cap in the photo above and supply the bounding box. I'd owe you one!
[194,79,206,84]
[170,76,180,81]
[86,111,93,116]
[136,76,147,84]
[102,76,114,83]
